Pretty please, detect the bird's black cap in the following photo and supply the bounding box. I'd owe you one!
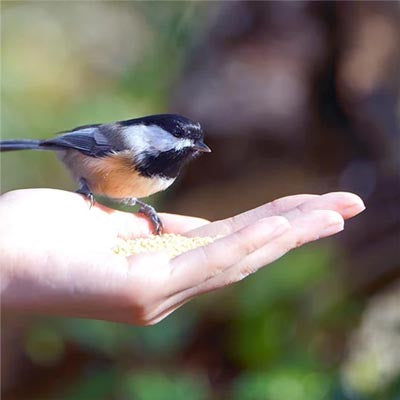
[118,114,203,141]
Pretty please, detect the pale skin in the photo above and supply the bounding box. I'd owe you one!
[0,189,365,325]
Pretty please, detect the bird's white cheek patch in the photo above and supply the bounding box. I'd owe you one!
[123,124,193,154]
[174,138,193,150]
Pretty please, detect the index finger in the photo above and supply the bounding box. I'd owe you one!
[186,194,318,237]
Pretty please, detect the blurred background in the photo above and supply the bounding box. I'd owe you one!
[1,1,399,399]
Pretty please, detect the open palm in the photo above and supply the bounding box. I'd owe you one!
[0,189,365,325]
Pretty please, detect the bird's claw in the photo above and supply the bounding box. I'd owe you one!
[76,178,95,209]
[88,192,95,209]
[138,204,163,235]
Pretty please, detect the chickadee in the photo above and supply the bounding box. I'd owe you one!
[0,114,211,234]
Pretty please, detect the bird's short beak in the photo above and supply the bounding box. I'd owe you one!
[193,140,212,153]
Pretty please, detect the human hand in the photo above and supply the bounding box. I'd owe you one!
[0,189,365,325]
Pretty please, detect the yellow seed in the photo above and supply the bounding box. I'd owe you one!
[113,233,222,259]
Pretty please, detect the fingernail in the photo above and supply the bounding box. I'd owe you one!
[320,221,344,237]
[344,201,366,216]
[341,193,366,216]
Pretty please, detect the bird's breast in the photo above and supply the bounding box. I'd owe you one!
[60,150,175,199]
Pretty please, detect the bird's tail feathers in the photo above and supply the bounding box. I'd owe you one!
[0,139,43,152]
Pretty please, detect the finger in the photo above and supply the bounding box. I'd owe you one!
[282,192,365,221]
[159,213,210,233]
[228,193,364,277]
[109,210,210,239]
[176,193,363,296]
[172,210,344,302]
[169,216,291,292]
[186,194,318,237]
[186,191,364,238]
[208,210,343,290]
[154,195,363,320]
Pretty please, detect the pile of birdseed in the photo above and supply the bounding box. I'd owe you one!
[113,233,222,259]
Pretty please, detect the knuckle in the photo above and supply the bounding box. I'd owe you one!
[294,236,305,248]
[226,266,254,285]
[230,214,244,231]
[239,265,255,280]
[235,231,258,255]
[197,246,216,275]
[269,198,281,213]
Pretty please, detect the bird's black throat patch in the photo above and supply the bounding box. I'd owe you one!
[136,148,198,179]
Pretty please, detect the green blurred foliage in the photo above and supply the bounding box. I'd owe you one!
[60,368,118,400]
[119,370,210,400]
[1,2,399,400]
[24,324,65,367]
[233,369,332,400]
[1,1,205,194]
[228,245,337,368]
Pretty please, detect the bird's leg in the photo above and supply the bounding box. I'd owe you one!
[125,198,163,235]
[76,178,95,208]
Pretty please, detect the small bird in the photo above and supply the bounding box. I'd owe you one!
[0,114,211,234]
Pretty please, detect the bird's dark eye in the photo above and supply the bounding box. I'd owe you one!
[171,127,184,138]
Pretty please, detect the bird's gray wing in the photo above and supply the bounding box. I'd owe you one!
[42,125,121,157]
